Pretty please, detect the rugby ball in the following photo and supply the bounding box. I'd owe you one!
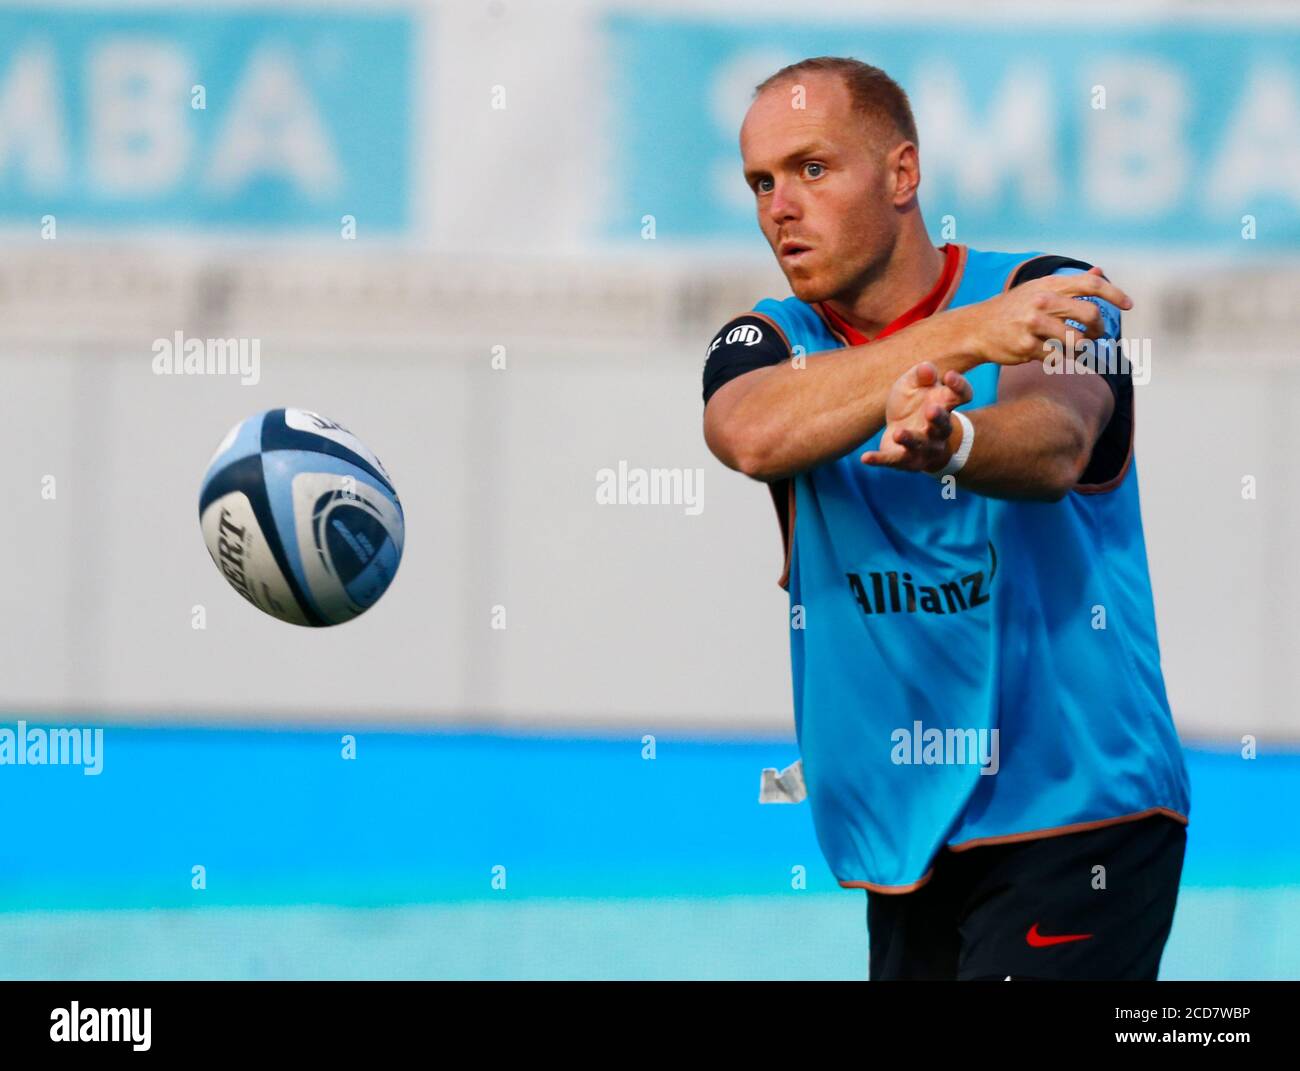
[199,408,404,626]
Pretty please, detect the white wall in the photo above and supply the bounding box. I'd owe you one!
[1,0,1297,740]
[2,245,1298,741]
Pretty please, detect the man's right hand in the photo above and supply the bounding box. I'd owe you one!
[957,266,1132,367]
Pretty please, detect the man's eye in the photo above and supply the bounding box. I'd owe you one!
[804,162,825,179]
[755,177,774,194]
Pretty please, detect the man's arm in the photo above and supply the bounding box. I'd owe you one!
[944,362,1115,501]
[860,265,1130,501]
[704,270,1130,482]
[704,308,978,482]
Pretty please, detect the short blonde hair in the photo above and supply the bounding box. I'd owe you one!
[755,57,919,148]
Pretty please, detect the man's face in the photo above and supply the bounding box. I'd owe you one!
[740,73,902,304]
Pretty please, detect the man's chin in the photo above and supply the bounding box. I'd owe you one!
[784,272,833,304]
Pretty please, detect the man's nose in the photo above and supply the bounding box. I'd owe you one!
[768,181,802,225]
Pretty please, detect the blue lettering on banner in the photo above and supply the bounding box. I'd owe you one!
[605,16,1300,251]
[0,8,412,232]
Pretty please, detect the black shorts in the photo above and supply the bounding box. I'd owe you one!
[866,813,1187,980]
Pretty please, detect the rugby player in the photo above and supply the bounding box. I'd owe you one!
[703,57,1189,980]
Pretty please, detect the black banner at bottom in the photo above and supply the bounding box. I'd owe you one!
[1,980,1292,1058]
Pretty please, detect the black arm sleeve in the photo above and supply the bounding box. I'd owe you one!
[1008,255,1132,487]
[702,315,792,406]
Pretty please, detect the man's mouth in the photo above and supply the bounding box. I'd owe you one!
[779,240,813,261]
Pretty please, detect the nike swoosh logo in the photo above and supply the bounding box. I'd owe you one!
[1026,923,1094,947]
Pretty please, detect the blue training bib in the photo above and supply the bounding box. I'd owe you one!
[756,245,1190,892]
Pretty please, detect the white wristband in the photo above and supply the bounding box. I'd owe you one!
[929,410,974,479]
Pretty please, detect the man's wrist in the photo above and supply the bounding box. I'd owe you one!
[904,306,983,377]
[932,305,987,373]
[926,411,974,477]
[923,417,961,474]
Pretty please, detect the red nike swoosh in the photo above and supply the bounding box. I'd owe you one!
[1026,923,1093,947]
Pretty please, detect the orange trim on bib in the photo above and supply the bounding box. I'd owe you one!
[839,867,937,895]
[838,807,1188,894]
[946,807,1188,854]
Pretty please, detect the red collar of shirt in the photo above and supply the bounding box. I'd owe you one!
[817,243,962,347]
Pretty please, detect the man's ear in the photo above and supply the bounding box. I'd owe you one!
[890,141,922,207]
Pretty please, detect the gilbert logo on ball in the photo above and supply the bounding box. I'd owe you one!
[199,409,404,626]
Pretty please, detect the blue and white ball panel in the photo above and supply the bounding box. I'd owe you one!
[290,469,403,622]
[258,452,402,624]
[280,409,396,490]
[204,411,264,476]
[199,490,313,626]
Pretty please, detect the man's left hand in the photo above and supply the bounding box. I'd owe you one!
[860,362,973,473]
